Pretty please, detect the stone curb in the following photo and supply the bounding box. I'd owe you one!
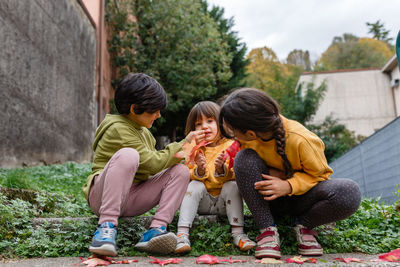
[32,214,227,229]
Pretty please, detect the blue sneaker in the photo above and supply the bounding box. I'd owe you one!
[134,225,177,254]
[89,222,117,256]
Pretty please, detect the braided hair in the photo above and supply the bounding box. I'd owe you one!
[219,88,294,178]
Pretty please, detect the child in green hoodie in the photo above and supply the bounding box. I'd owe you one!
[83,73,204,256]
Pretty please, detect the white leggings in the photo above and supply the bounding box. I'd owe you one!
[178,180,244,227]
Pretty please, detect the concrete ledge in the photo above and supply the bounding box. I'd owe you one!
[32,214,229,229]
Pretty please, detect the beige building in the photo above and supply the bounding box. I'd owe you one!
[297,55,399,137]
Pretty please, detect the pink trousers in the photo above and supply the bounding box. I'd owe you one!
[88,148,190,228]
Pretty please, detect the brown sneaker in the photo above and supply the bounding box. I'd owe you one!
[293,224,323,256]
[255,226,281,259]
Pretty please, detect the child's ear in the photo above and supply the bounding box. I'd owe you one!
[246,130,257,139]
[130,104,137,115]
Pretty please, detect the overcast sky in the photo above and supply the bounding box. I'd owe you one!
[207,0,400,61]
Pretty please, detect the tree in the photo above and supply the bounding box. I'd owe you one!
[308,116,365,162]
[316,33,393,71]
[286,49,311,71]
[106,0,232,139]
[245,46,287,89]
[366,20,393,45]
[282,80,327,125]
[246,47,326,124]
[201,1,249,98]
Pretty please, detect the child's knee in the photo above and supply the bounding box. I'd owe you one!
[221,181,240,195]
[235,149,258,164]
[325,178,361,214]
[113,148,140,170]
[171,163,190,182]
[234,149,261,175]
[187,180,207,196]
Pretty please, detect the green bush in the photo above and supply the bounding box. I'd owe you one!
[319,198,400,254]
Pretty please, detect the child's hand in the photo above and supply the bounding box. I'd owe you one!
[185,130,205,144]
[214,151,226,175]
[254,174,292,201]
[195,150,207,176]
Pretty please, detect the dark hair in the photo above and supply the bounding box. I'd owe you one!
[185,101,221,135]
[219,88,294,178]
[114,73,167,114]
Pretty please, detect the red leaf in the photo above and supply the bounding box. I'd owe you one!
[148,256,183,266]
[178,140,209,167]
[80,258,111,267]
[112,259,139,264]
[379,248,400,262]
[304,258,317,264]
[223,141,240,169]
[195,254,221,264]
[77,255,138,266]
[285,257,303,264]
[195,254,247,264]
[334,257,364,263]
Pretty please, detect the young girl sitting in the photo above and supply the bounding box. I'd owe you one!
[82,73,203,256]
[175,101,256,254]
[219,88,361,259]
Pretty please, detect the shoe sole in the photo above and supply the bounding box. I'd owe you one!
[89,244,117,256]
[299,248,323,256]
[239,244,256,252]
[135,233,177,254]
[255,250,281,259]
[174,244,191,254]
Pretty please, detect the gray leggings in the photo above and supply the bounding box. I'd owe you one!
[234,149,361,229]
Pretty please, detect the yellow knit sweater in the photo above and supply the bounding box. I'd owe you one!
[240,116,333,196]
[190,138,235,196]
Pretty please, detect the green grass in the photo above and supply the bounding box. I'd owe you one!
[0,162,91,196]
[0,162,92,218]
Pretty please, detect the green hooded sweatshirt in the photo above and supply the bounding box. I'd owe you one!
[82,114,185,201]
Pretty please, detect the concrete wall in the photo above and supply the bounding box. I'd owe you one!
[298,69,397,137]
[0,0,97,167]
[330,116,400,204]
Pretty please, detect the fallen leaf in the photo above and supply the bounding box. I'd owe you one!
[287,256,306,264]
[77,255,138,266]
[112,259,139,264]
[334,257,364,263]
[195,254,221,264]
[80,258,111,267]
[255,258,284,264]
[224,257,248,264]
[285,256,317,264]
[304,258,317,263]
[379,248,400,262]
[148,256,183,266]
[195,254,247,264]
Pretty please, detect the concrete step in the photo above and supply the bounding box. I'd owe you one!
[32,214,232,229]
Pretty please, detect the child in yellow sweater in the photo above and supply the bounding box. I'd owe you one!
[219,88,361,259]
[175,101,256,254]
